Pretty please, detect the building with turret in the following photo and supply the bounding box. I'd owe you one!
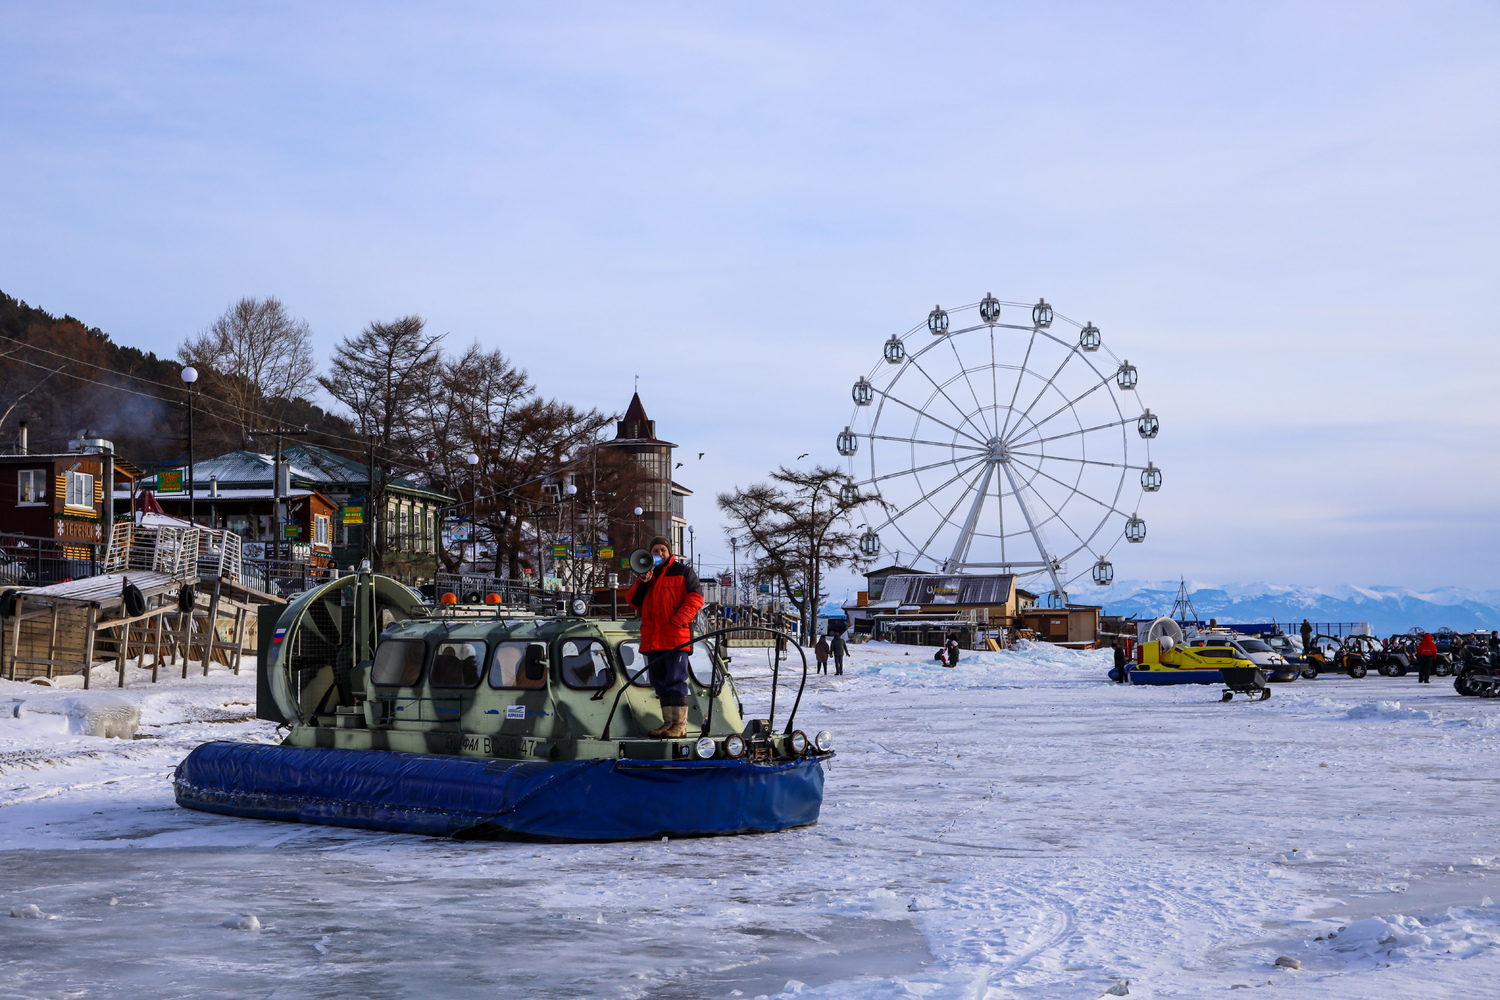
[604,393,691,557]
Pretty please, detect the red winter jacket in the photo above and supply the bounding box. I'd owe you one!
[628,556,705,651]
[1417,634,1437,657]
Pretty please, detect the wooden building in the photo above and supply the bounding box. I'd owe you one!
[0,449,140,542]
[1017,605,1102,645]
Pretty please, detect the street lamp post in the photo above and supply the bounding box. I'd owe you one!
[180,366,198,524]
[564,480,578,595]
[466,452,479,574]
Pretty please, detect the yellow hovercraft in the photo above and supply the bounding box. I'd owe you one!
[1129,618,1270,700]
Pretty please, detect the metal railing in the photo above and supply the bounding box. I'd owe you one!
[0,534,99,587]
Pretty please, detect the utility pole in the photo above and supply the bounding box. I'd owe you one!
[247,426,309,568]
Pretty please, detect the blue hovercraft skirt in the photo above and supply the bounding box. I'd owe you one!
[174,741,827,841]
[1128,669,1223,686]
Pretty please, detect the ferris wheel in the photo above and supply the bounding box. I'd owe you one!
[838,293,1160,600]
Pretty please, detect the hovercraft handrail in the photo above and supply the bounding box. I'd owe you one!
[599,625,809,741]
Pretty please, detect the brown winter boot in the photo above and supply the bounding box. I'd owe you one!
[648,705,688,739]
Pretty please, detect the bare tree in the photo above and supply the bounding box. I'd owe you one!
[320,315,445,569]
[180,297,316,440]
[718,465,868,643]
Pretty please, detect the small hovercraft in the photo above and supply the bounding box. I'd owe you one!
[1126,618,1269,700]
[174,573,832,841]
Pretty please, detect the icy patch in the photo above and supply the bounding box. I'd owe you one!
[1343,701,1431,722]
[854,642,1110,690]
[11,903,50,918]
[220,914,261,930]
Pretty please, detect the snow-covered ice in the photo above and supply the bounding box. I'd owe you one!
[2,643,1498,998]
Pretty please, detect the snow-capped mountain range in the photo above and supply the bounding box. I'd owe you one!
[1066,581,1500,635]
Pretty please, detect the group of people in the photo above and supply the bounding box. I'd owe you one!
[813,632,850,674]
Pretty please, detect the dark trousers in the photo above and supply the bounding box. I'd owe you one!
[1417,654,1434,684]
[815,656,828,674]
[645,650,691,706]
[833,653,843,675]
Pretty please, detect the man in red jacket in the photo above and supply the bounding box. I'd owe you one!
[1416,632,1437,684]
[628,536,704,738]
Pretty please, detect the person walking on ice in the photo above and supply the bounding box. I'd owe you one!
[830,631,848,675]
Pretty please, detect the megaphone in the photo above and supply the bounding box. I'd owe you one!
[628,548,655,575]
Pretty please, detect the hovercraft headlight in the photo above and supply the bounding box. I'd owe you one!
[814,730,833,753]
[723,734,746,758]
[571,599,588,616]
[694,737,716,760]
[789,730,809,755]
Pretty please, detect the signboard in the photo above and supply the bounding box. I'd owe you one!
[552,544,569,558]
[157,470,183,493]
[522,567,534,575]
[342,505,364,525]
[599,546,614,559]
[283,524,301,539]
[577,545,592,558]
[759,584,771,594]
[719,575,733,587]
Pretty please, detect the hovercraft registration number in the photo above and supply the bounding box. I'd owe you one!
[461,735,492,755]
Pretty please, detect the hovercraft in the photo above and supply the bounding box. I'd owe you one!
[174,573,831,841]
[1124,617,1268,699]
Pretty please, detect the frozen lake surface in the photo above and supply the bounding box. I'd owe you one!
[3,642,1499,998]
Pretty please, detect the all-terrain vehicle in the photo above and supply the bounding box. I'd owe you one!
[1301,634,1374,679]
[1454,643,1500,697]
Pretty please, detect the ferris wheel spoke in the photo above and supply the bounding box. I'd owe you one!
[1010,375,1113,444]
[906,356,991,442]
[1009,416,1130,450]
[1006,451,1147,471]
[917,461,993,566]
[868,458,988,533]
[857,453,979,487]
[948,339,994,438]
[872,387,988,446]
[868,434,986,451]
[997,330,1038,441]
[1006,456,1133,520]
[1007,346,1082,441]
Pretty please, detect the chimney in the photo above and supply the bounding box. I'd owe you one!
[16,421,26,455]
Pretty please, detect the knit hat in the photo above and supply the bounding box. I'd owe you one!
[647,536,672,552]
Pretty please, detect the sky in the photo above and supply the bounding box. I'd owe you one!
[2,2,1497,595]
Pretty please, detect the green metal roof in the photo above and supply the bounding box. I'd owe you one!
[145,446,455,504]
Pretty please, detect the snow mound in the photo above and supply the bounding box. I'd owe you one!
[221,914,261,930]
[10,904,48,919]
[1343,701,1431,722]
[1319,905,1500,965]
[61,695,140,739]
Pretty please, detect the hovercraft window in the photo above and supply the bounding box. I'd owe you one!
[488,642,548,689]
[371,639,425,686]
[430,641,484,687]
[687,642,718,687]
[560,639,614,690]
[621,641,652,687]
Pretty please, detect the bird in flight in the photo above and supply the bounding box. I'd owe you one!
[675,462,684,469]
[796,453,809,460]
[698,452,704,459]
